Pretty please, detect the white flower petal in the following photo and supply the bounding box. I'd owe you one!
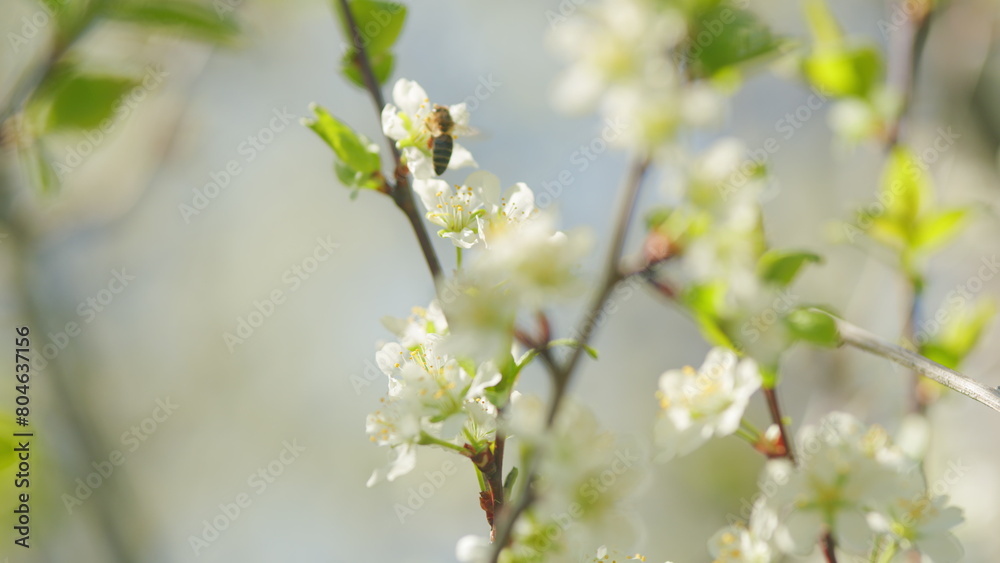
[392,78,429,116]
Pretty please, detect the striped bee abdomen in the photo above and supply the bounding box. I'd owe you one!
[432,134,454,176]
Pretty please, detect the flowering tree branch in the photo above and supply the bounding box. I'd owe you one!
[336,0,443,282]
[487,155,650,562]
[820,310,1000,413]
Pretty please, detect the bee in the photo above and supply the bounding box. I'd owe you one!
[426,104,456,176]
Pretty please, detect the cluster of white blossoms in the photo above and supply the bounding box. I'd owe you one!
[547,0,725,149]
[704,412,965,562]
[365,301,501,486]
[382,78,477,179]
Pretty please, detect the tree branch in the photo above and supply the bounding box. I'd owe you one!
[819,310,1000,413]
[336,0,443,282]
[487,155,650,562]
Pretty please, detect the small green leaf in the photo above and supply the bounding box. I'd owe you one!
[686,4,786,78]
[304,104,382,189]
[341,48,394,88]
[106,0,240,44]
[484,354,520,409]
[784,308,839,347]
[503,466,519,500]
[340,0,407,55]
[803,0,843,45]
[681,281,726,320]
[860,146,930,250]
[757,250,822,287]
[802,45,882,99]
[920,299,996,369]
[43,74,138,132]
[913,207,969,252]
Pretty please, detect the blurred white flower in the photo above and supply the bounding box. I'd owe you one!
[654,347,762,461]
[469,213,592,309]
[381,78,477,179]
[547,0,729,149]
[756,412,912,555]
[708,523,773,563]
[547,0,685,114]
[499,395,649,561]
[868,493,964,562]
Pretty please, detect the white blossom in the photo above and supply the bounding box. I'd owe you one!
[707,523,773,563]
[380,300,448,349]
[412,171,536,249]
[754,412,914,555]
[468,213,592,309]
[654,347,762,461]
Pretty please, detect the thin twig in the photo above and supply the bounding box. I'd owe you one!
[818,310,1000,413]
[487,156,650,562]
[336,0,442,282]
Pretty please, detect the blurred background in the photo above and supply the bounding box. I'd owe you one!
[0,0,999,561]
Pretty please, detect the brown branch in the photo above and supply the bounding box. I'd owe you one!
[487,155,650,563]
[336,0,442,282]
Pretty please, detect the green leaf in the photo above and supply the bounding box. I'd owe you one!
[503,466,519,500]
[304,104,382,189]
[338,0,407,55]
[803,0,843,45]
[757,250,822,287]
[484,354,520,409]
[802,45,882,99]
[43,73,138,132]
[912,207,969,252]
[920,299,996,369]
[681,281,726,320]
[105,0,240,44]
[860,146,930,250]
[686,4,786,78]
[341,48,394,88]
[784,308,839,347]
